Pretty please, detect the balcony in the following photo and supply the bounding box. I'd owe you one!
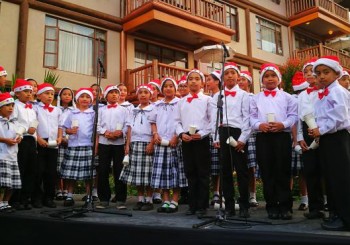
[286,0,350,39]
[292,43,350,69]
[122,0,235,48]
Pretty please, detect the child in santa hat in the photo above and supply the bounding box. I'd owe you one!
[177,75,189,98]
[10,79,37,210]
[96,85,129,209]
[148,79,162,104]
[338,70,350,90]
[309,56,350,231]
[119,84,155,211]
[60,88,95,207]
[0,66,7,90]
[0,93,22,213]
[34,83,62,208]
[250,63,298,220]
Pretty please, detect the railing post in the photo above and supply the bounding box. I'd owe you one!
[331,0,335,15]
[152,59,159,80]
[314,0,319,8]
[125,69,133,93]
[319,43,324,57]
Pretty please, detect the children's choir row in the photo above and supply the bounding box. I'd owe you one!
[0,57,350,231]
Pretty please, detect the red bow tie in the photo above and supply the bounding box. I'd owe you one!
[107,104,117,109]
[187,94,198,103]
[306,86,318,94]
[24,103,32,109]
[43,104,53,112]
[224,90,236,97]
[264,90,277,97]
[318,88,329,100]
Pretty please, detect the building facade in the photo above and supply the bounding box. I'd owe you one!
[0,0,349,93]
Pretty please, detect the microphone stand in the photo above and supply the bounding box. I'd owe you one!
[45,57,132,219]
[193,43,270,229]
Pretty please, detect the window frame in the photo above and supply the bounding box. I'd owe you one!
[226,5,239,42]
[43,16,107,77]
[256,16,283,56]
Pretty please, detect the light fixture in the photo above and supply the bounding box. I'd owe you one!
[306,22,310,25]
[328,30,333,35]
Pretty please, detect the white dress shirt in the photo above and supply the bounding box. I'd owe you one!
[250,88,298,132]
[13,100,37,139]
[314,80,350,135]
[0,116,19,161]
[149,97,179,141]
[175,92,214,138]
[97,103,129,145]
[35,102,62,141]
[211,85,251,143]
[128,104,153,142]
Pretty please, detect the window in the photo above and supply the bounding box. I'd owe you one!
[134,40,188,68]
[226,5,239,42]
[295,33,319,50]
[44,16,106,77]
[256,17,283,55]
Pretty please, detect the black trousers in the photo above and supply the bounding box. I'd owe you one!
[301,122,324,212]
[35,142,58,200]
[319,130,350,225]
[219,127,249,210]
[97,144,126,203]
[10,136,37,204]
[181,136,210,210]
[256,132,293,213]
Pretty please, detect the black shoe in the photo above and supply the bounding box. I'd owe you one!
[32,200,43,208]
[178,196,188,205]
[239,208,250,218]
[321,217,349,231]
[140,202,154,211]
[225,209,236,218]
[152,198,162,204]
[323,203,329,211]
[63,197,75,207]
[304,210,324,219]
[23,203,32,210]
[43,199,57,208]
[298,203,308,211]
[185,208,196,215]
[133,202,144,211]
[280,211,293,220]
[12,202,25,210]
[111,196,117,203]
[268,211,280,220]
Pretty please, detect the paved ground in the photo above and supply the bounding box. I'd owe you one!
[9,194,350,239]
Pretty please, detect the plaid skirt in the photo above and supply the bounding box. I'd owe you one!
[119,142,153,186]
[291,146,303,176]
[247,132,257,168]
[209,136,220,176]
[57,146,66,174]
[0,160,21,189]
[60,146,96,180]
[151,145,188,189]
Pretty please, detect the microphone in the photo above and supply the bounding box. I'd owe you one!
[98,58,105,72]
[221,42,230,58]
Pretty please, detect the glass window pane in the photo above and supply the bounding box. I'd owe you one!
[44,54,57,67]
[45,40,57,53]
[135,40,147,51]
[163,48,173,58]
[46,27,57,39]
[149,44,160,56]
[45,16,57,26]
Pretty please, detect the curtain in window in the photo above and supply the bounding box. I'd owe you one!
[261,26,276,54]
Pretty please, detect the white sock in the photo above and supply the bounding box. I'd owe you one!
[138,196,144,202]
[0,201,4,207]
[3,201,8,206]
[250,192,256,199]
[153,192,161,199]
[162,201,170,208]
[301,195,308,204]
[170,201,178,206]
[67,192,73,198]
[213,191,219,200]
[324,195,328,204]
[92,188,98,196]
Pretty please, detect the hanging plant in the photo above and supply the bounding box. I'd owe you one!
[44,69,60,86]
[280,57,305,94]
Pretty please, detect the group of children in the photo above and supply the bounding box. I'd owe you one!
[0,56,350,231]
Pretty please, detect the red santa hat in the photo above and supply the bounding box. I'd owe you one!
[302,58,318,72]
[211,70,221,82]
[37,83,54,95]
[240,71,252,84]
[148,79,161,92]
[0,66,7,77]
[224,62,240,75]
[177,75,187,86]
[161,77,178,91]
[313,56,342,76]
[136,84,153,95]
[75,87,93,101]
[103,85,120,98]
[260,63,282,84]
[13,79,33,93]
[0,92,14,107]
[187,69,205,82]
[292,71,309,91]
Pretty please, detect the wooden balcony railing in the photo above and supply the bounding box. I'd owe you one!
[125,59,191,93]
[125,0,226,25]
[292,43,350,69]
[286,0,349,22]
